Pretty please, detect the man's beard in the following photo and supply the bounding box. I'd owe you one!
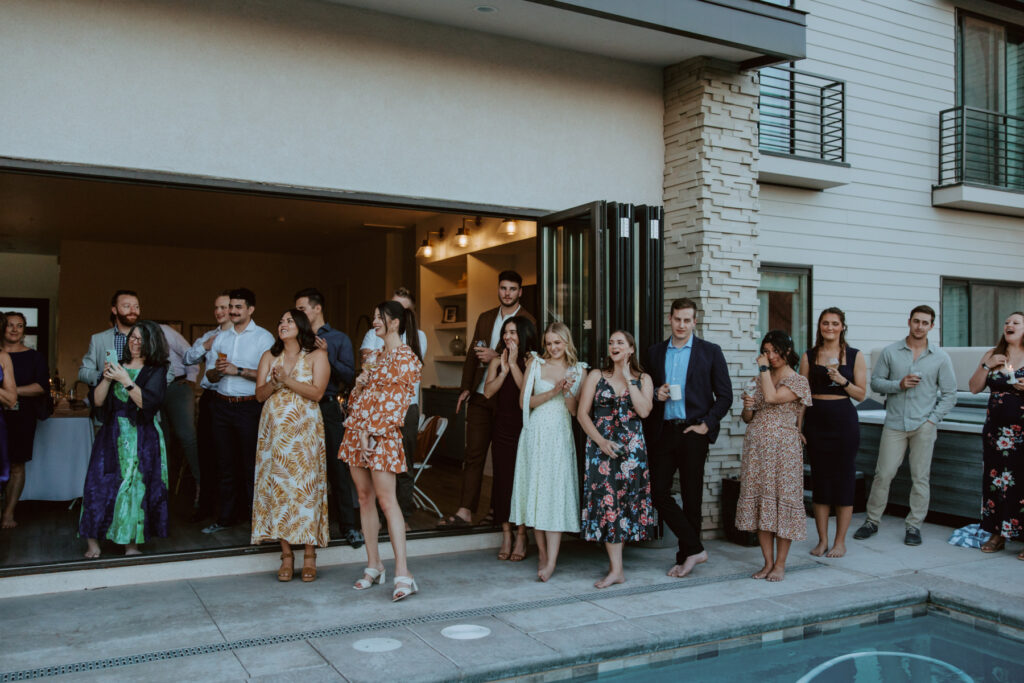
[116,313,138,328]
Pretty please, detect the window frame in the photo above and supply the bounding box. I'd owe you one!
[757,262,813,354]
[941,274,1024,346]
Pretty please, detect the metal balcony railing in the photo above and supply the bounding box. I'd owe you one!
[758,66,845,163]
[938,106,1024,190]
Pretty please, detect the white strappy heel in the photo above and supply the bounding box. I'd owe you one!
[392,575,418,602]
[353,567,386,590]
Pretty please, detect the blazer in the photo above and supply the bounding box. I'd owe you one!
[643,335,733,445]
[460,305,536,395]
[79,327,174,387]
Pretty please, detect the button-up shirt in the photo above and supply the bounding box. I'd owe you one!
[161,324,199,382]
[184,327,225,391]
[113,328,128,361]
[361,328,428,405]
[664,334,693,420]
[210,319,275,397]
[870,338,957,431]
[317,323,355,401]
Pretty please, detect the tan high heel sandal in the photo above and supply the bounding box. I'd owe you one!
[278,552,295,582]
[301,550,317,582]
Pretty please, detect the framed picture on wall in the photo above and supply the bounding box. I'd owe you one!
[190,323,217,343]
[442,305,458,324]
[155,320,184,334]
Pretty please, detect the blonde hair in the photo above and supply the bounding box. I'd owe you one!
[541,321,578,366]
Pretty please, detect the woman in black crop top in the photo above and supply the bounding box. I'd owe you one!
[799,308,867,558]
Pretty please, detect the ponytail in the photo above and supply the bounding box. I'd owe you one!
[402,307,422,361]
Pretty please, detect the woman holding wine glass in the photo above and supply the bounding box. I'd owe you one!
[969,311,1024,557]
[799,308,866,558]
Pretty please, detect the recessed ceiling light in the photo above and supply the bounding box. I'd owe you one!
[475,5,497,13]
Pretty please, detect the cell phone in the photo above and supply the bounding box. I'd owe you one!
[105,349,120,365]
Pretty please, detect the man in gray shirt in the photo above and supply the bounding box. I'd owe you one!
[854,305,956,546]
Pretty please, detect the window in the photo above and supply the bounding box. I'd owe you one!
[942,277,1024,346]
[757,265,811,356]
[955,13,1024,189]
[0,297,49,354]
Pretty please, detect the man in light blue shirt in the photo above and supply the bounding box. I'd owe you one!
[663,334,693,421]
[854,305,956,547]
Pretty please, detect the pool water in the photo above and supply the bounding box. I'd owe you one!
[598,615,1024,682]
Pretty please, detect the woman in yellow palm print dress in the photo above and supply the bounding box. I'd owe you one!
[252,309,331,582]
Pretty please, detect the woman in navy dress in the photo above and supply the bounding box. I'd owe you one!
[970,311,1024,558]
[80,320,170,558]
[799,307,866,558]
[577,330,655,588]
[482,316,539,562]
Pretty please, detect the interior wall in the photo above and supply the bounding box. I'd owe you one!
[0,0,664,210]
[0,252,59,366]
[56,240,326,383]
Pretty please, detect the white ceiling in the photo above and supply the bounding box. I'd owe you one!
[326,0,761,66]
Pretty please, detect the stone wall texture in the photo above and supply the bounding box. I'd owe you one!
[662,57,761,535]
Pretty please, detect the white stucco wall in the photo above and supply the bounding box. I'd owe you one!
[758,0,1024,362]
[0,0,664,210]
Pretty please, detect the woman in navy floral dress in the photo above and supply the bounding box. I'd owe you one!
[970,312,1024,558]
[577,330,655,588]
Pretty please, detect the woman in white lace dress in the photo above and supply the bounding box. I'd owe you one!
[509,322,586,582]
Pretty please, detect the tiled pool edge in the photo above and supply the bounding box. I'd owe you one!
[503,601,1024,683]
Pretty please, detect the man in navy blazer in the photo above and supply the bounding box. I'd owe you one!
[644,298,732,578]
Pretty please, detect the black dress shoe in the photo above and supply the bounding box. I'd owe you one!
[345,529,365,549]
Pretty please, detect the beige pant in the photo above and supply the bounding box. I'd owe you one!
[865,422,938,529]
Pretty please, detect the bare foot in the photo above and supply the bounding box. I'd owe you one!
[537,565,554,582]
[809,542,828,557]
[751,564,771,579]
[668,550,708,578]
[84,540,101,559]
[766,565,785,582]
[825,543,846,558]
[594,572,624,589]
[125,545,142,556]
[1,515,16,529]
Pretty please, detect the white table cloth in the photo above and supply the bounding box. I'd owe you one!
[21,416,94,501]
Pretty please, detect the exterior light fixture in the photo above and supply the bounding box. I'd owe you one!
[500,218,517,236]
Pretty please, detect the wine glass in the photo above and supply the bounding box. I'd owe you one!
[1006,364,1018,385]
[363,351,379,373]
[743,378,758,398]
[826,357,840,386]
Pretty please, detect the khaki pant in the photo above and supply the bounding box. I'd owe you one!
[865,422,938,529]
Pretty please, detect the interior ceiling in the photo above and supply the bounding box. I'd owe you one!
[0,172,443,255]
[327,0,760,66]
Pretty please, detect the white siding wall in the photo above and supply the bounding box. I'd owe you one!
[0,0,664,209]
[759,0,1024,374]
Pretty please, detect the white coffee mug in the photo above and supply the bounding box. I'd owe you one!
[669,384,682,401]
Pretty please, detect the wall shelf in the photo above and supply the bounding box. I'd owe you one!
[434,355,467,363]
[434,287,468,300]
[435,322,467,331]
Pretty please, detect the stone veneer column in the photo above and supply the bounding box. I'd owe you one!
[662,57,761,535]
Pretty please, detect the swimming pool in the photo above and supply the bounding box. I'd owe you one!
[597,614,1024,682]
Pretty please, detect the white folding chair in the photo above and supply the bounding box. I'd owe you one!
[412,415,447,519]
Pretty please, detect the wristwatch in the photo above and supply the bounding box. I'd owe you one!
[758,365,770,373]
[841,379,851,388]
[236,368,243,377]
[124,383,135,392]
[982,363,990,370]
[631,378,642,388]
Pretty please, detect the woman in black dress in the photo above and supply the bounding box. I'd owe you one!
[1,311,50,529]
[969,311,1024,557]
[482,315,539,562]
[799,308,866,558]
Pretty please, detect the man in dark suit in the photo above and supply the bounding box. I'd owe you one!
[644,298,732,578]
[440,270,536,527]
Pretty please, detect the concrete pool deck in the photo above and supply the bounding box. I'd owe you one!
[2,513,1022,682]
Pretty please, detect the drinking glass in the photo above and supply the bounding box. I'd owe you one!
[363,351,379,372]
[743,378,758,398]
[1006,365,1018,385]
[827,357,840,386]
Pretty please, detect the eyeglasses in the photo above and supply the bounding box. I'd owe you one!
[128,335,143,342]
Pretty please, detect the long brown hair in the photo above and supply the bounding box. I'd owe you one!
[601,329,643,378]
[811,307,848,363]
[994,311,1024,357]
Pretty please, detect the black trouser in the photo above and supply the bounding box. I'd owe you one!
[650,421,710,563]
[320,397,359,534]
[395,403,420,518]
[195,390,220,518]
[211,397,262,526]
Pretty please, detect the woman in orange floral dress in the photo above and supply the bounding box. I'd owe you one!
[737,330,812,583]
[340,300,422,601]
[253,309,331,583]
